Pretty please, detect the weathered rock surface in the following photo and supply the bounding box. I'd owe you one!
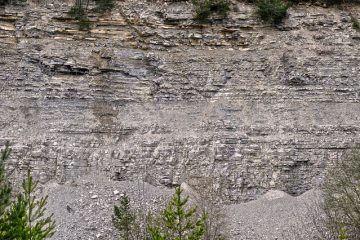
[1,0,360,203]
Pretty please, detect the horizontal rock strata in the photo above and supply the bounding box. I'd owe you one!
[1,0,360,202]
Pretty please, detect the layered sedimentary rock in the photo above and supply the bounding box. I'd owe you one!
[1,0,359,202]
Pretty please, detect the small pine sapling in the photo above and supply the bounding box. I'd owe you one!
[0,142,13,238]
[148,186,206,240]
[0,142,11,217]
[112,193,141,240]
[0,143,55,240]
[3,169,56,240]
[1,194,27,239]
[22,169,56,239]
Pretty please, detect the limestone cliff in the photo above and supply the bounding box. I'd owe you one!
[1,0,359,202]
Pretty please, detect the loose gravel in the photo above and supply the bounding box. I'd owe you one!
[43,172,321,240]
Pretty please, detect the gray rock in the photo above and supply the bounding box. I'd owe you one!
[0,0,359,207]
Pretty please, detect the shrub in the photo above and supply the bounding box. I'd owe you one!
[193,0,231,21]
[68,4,87,19]
[69,0,115,30]
[94,0,114,12]
[320,149,360,239]
[189,178,228,240]
[255,0,288,24]
[351,16,360,31]
[68,3,91,31]
[323,0,353,5]
[78,17,91,31]
[0,0,26,6]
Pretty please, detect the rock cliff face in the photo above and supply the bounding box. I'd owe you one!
[1,0,359,202]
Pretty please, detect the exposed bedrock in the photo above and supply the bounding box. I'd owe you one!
[0,0,359,202]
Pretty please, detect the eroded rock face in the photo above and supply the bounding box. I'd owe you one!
[1,0,359,202]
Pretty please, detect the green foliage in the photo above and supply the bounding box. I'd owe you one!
[112,194,141,240]
[0,0,26,6]
[329,0,360,5]
[190,178,227,240]
[148,229,166,240]
[78,18,91,31]
[0,194,27,239]
[68,2,91,31]
[68,0,115,30]
[339,227,349,240]
[68,5,87,19]
[255,0,288,25]
[320,149,360,239]
[1,170,56,240]
[193,0,231,21]
[0,142,11,218]
[94,0,115,12]
[351,16,360,31]
[22,169,56,239]
[322,0,338,5]
[148,187,206,240]
[290,0,360,5]
[0,143,55,240]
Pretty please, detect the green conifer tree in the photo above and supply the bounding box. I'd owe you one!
[21,169,56,240]
[0,142,13,238]
[2,169,56,239]
[0,142,55,240]
[1,194,27,239]
[0,142,11,217]
[148,187,206,240]
[112,193,139,240]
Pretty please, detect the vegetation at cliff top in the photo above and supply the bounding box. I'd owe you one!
[68,0,115,31]
[0,0,26,5]
[2,0,360,29]
[193,0,231,21]
[255,0,289,24]
[68,2,91,31]
[94,0,114,12]
[66,0,360,28]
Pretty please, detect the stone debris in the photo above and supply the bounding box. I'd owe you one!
[0,1,359,238]
[45,172,321,240]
